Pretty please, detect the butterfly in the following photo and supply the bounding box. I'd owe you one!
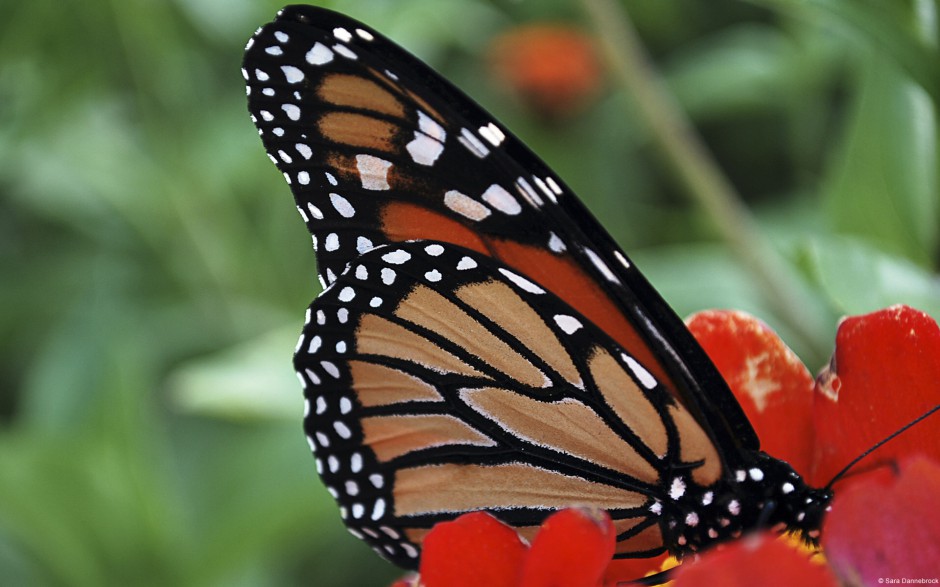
[242,4,832,573]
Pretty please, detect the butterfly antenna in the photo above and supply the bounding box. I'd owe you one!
[824,403,940,490]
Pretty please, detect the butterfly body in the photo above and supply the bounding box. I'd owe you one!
[242,4,832,571]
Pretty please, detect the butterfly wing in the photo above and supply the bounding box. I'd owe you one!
[242,3,760,560]
[299,240,725,566]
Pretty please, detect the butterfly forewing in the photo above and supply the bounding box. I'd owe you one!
[242,5,757,459]
[299,240,726,566]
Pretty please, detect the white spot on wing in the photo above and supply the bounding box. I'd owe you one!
[281,65,304,83]
[584,248,621,284]
[296,143,313,159]
[330,193,355,218]
[444,190,490,221]
[418,111,446,141]
[458,128,490,158]
[622,353,657,389]
[478,122,505,146]
[356,236,373,254]
[515,177,543,207]
[356,154,392,190]
[548,232,566,253]
[481,184,521,215]
[614,250,631,269]
[334,421,352,439]
[554,314,582,334]
[282,104,300,121]
[338,287,355,302]
[324,233,339,251]
[534,176,557,203]
[333,27,353,42]
[306,42,333,65]
[406,133,444,166]
[372,498,386,520]
[382,250,411,265]
[456,257,477,270]
[333,43,357,60]
[499,268,545,294]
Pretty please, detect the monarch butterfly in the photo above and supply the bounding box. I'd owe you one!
[242,4,833,574]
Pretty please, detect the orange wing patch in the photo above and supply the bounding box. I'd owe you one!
[396,285,548,388]
[318,112,398,151]
[455,280,581,388]
[393,462,646,517]
[348,360,443,407]
[460,387,659,483]
[317,72,407,118]
[356,314,483,377]
[588,347,668,458]
[362,414,496,462]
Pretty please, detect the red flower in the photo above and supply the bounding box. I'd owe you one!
[823,455,940,585]
[809,306,940,487]
[389,305,940,586]
[669,532,839,587]
[487,24,603,119]
[414,508,615,587]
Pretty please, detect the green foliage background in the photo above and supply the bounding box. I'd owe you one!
[0,0,936,585]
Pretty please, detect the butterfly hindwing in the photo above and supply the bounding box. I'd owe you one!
[299,240,726,567]
[242,4,757,460]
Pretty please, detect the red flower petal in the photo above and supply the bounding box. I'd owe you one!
[670,533,839,587]
[810,305,940,487]
[823,455,940,585]
[602,555,670,586]
[520,508,615,587]
[419,512,527,587]
[687,310,816,475]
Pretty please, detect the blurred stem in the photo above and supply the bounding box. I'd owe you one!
[579,0,827,356]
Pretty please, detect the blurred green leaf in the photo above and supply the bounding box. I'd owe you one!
[169,325,301,420]
[822,51,937,266]
[752,0,940,103]
[802,235,940,317]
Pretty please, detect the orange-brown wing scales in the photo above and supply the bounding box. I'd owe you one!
[393,463,646,516]
[396,285,548,388]
[362,414,497,463]
[459,387,658,482]
[293,241,718,567]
